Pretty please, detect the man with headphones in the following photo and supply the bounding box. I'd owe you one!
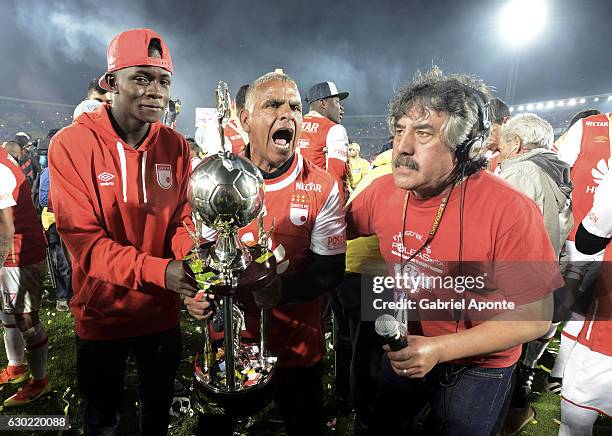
[346,67,560,434]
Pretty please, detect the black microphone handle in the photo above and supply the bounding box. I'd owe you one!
[386,333,408,351]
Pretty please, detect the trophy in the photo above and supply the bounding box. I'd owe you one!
[186,82,277,413]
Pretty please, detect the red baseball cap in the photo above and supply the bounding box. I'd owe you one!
[98,28,173,91]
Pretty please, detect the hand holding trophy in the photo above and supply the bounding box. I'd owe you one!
[186,81,278,414]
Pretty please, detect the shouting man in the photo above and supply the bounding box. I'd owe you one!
[186,72,346,435]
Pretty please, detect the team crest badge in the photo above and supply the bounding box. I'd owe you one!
[289,194,309,226]
[155,164,173,189]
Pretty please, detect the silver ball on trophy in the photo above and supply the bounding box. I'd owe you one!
[189,154,264,273]
[190,155,264,231]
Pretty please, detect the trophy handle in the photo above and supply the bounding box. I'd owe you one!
[216,81,232,155]
[258,213,275,250]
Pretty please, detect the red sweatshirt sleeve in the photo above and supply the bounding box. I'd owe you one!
[167,138,196,259]
[49,135,170,290]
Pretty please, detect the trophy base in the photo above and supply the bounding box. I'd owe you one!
[186,241,278,415]
[193,342,277,416]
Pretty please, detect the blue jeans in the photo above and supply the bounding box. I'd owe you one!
[375,355,515,435]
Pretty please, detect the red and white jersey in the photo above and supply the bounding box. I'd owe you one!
[554,113,611,241]
[240,153,346,367]
[0,148,46,267]
[224,119,248,155]
[298,110,349,195]
[576,171,612,356]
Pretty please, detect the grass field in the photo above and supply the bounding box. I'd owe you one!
[0,294,611,435]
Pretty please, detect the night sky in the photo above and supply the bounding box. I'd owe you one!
[2,0,611,133]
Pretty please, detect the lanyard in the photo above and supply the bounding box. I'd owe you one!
[400,181,457,271]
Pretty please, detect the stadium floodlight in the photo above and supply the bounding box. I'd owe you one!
[594,97,600,102]
[509,107,515,112]
[526,104,534,110]
[557,101,565,107]
[608,95,612,101]
[518,105,525,111]
[546,101,555,109]
[579,98,586,104]
[499,0,547,46]
[536,103,544,110]
[568,98,577,106]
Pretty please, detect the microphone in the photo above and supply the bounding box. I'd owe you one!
[375,314,407,351]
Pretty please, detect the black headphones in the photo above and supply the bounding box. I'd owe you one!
[454,87,492,163]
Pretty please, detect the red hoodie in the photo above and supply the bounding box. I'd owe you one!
[49,105,195,340]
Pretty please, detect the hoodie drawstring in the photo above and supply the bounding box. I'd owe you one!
[116,142,128,203]
[116,142,149,204]
[141,151,148,204]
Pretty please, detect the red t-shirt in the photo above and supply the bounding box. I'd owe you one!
[347,170,561,368]
[0,148,46,267]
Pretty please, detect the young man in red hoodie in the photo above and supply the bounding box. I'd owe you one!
[49,28,206,435]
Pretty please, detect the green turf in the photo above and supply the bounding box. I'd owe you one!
[1,297,611,435]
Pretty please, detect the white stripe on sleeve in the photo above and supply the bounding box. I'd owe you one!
[325,124,349,168]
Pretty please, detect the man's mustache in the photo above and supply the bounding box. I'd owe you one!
[393,153,419,171]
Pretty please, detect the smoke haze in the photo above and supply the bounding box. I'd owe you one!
[2,0,611,135]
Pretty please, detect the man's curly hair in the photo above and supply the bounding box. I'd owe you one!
[388,66,493,174]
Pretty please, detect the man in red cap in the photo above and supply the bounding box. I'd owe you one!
[49,28,208,434]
